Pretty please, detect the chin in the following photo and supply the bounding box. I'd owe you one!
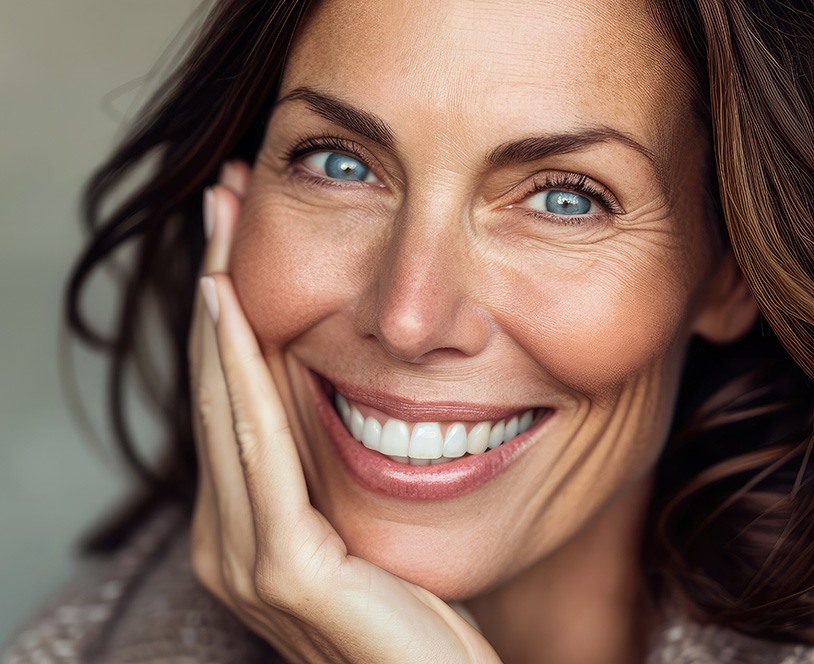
[323,508,509,600]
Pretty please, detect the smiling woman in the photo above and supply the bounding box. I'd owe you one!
[3,0,814,663]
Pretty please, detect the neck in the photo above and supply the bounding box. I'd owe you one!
[465,474,658,664]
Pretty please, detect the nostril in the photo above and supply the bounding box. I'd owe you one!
[416,347,472,363]
[370,334,465,365]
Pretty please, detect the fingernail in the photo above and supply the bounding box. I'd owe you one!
[219,161,241,191]
[203,188,215,239]
[200,276,219,323]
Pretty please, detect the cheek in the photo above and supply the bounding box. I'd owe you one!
[230,195,363,350]
[494,252,694,395]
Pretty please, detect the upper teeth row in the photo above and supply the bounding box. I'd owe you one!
[335,393,535,461]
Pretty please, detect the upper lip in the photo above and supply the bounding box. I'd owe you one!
[319,373,544,422]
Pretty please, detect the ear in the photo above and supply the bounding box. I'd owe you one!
[691,250,760,344]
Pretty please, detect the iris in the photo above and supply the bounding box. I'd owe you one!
[542,191,591,215]
[323,152,370,181]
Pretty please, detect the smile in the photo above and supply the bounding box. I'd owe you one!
[306,371,552,500]
[335,392,539,465]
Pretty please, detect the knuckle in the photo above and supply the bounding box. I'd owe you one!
[192,369,231,432]
[232,416,259,452]
[220,553,257,604]
[190,539,218,591]
[195,383,219,430]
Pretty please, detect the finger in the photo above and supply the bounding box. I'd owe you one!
[202,185,242,275]
[219,160,252,200]
[190,187,227,582]
[191,186,246,452]
[190,182,245,371]
[194,187,256,507]
[199,273,311,539]
[189,183,254,595]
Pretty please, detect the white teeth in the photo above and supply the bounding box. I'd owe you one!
[380,418,410,456]
[335,393,539,465]
[409,422,444,459]
[488,420,505,449]
[504,416,518,443]
[336,393,351,424]
[466,421,491,454]
[350,406,365,441]
[361,416,382,451]
[442,423,467,458]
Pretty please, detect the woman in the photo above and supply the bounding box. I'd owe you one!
[4,0,813,662]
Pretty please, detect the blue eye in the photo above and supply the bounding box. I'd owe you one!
[301,151,378,183]
[524,190,594,216]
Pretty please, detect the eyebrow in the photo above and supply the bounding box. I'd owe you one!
[487,131,665,185]
[276,86,396,149]
[276,86,664,183]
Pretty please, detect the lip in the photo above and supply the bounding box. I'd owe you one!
[304,370,552,501]
[329,378,533,422]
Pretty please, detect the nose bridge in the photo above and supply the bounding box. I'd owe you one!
[361,192,488,362]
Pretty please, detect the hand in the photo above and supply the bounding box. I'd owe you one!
[188,162,501,664]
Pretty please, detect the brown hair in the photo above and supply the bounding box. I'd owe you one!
[67,0,814,643]
[647,0,814,641]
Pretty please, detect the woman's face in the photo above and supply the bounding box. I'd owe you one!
[230,0,736,598]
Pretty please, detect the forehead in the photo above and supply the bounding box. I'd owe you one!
[283,0,692,151]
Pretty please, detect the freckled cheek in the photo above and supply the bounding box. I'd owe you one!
[229,198,367,351]
[500,274,691,393]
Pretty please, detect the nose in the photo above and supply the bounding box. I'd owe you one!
[354,201,491,364]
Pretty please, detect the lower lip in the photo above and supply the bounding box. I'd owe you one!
[305,371,550,501]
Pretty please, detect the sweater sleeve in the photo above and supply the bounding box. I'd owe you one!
[647,613,814,664]
[0,507,281,664]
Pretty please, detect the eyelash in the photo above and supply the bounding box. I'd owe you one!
[283,136,622,218]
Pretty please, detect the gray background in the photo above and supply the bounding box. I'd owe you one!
[0,1,204,642]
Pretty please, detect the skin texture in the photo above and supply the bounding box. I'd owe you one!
[191,0,759,661]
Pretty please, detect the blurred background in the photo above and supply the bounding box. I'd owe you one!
[0,1,204,642]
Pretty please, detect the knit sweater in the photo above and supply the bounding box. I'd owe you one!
[4,508,814,664]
